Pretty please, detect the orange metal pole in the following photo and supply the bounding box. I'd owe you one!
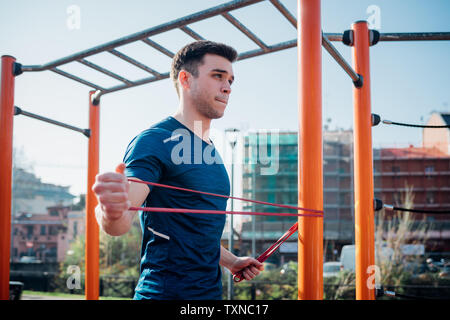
[351,21,375,300]
[85,91,100,300]
[297,0,323,300]
[0,56,16,300]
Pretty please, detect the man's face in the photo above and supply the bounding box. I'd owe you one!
[187,53,234,119]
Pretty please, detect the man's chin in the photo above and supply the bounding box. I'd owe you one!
[208,112,224,120]
[196,104,225,119]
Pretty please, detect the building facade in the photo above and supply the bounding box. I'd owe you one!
[239,128,450,266]
[373,146,450,254]
[11,206,85,263]
[423,112,450,155]
[12,167,75,217]
[239,130,354,264]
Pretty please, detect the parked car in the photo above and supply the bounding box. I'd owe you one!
[438,264,450,279]
[323,261,342,278]
[339,244,394,271]
[19,256,41,263]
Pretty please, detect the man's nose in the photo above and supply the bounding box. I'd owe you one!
[221,83,231,94]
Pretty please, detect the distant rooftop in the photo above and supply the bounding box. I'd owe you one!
[378,146,449,158]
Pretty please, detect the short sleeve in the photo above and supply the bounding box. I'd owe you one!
[123,129,170,191]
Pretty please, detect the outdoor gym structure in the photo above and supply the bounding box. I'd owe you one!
[1,0,449,300]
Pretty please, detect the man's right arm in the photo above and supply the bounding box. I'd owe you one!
[92,163,150,236]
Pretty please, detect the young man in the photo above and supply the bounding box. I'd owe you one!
[92,40,264,300]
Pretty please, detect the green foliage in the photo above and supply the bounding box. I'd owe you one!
[54,220,141,297]
[71,194,86,211]
[225,261,298,300]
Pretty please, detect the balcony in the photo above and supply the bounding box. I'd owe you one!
[373,171,450,176]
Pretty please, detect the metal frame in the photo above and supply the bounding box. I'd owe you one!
[18,0,450,97]
[14,106,90,137]
[1,0,450,301]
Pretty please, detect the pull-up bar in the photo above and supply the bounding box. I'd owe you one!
[14,106,91,137]
[2,0,450,302]
[322,33,363,88]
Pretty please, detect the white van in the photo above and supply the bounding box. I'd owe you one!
[339,244,394,271]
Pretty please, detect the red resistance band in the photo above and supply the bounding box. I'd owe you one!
[126,178,323,281]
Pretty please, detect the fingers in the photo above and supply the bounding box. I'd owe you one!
[93,181,127,194]
[252,259,264,270]
[95,172,127,184]
[98,192,129,204]
[91,164,130,221]
[242,265,262,280]
[243,268,257,280]
[100,202,130,219]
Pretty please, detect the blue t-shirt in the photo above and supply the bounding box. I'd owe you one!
[123,116,230,300]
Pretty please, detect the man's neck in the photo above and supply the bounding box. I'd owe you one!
[173,104,212,144]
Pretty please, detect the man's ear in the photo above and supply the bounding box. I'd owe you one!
[178,70,191,91]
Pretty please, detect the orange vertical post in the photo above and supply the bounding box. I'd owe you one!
[351,21,375,300]
[297,0,323,300]
[85,91,100,300]
[0,56,16,300]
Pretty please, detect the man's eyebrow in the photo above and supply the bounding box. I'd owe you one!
[211,68,235,81]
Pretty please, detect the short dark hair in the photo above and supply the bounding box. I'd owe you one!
[170,40,238,95]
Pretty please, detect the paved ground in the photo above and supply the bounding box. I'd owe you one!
[21,294,84,300]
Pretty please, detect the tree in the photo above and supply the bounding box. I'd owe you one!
[71,194,85,210]
[55,219,142,297]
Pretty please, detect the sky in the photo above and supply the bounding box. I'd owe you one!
[1,0,449,198]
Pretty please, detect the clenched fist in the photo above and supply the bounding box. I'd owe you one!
[92,163,130,221]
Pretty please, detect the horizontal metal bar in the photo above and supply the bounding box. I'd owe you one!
[141,38,174,58]
[14,106,90,137]
[20,0,264,72]
[321,32,450,42]
[237,39,296,60]
[323,33,343,41]
[108,49,161,76]
[101,39,298,96]
[379,32,450,41]
[269,0,297,28]
[19,31,450,74]
[50,68,105,90]
[180,26,205,40]
[101,72,170,95]
[222,12,269,51]
[77,59,134,84]
[321,33,360,83]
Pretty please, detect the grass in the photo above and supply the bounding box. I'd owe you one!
[22,290,132,300]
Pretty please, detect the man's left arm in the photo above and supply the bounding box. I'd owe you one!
[219,245,264,281]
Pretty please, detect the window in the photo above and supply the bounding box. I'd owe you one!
[26,226,34,237]
[48,226,58,236]
[392,166,400,173]
[425,165,434,179]
[40,226,46,235]
[73,221,78,238]
[426,191,434,204]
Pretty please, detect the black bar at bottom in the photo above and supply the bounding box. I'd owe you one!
[14,106,90,138]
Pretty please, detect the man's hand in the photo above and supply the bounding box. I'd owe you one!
[229,257,264,281]
[92,163,130,221]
